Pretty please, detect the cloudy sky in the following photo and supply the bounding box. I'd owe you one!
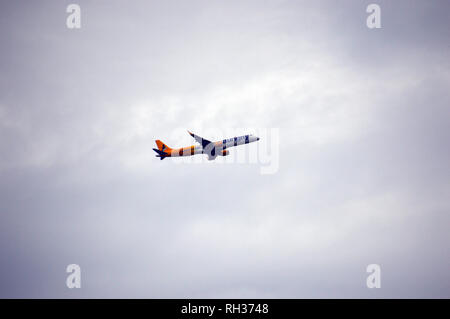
[0,0,449,298]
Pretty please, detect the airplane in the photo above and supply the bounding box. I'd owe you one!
[153,131,260,160]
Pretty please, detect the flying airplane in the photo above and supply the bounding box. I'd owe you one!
[153,131,260,160]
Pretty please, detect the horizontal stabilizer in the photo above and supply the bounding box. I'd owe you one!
[153,148,168,159]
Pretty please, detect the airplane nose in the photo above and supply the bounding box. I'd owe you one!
[256,137,260,141]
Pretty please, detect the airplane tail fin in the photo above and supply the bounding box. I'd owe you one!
[155,140,172,152]
[154,140,172,160]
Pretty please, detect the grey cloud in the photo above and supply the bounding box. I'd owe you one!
[0,0,449,298]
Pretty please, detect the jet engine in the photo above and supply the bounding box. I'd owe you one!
[220,150,230,156]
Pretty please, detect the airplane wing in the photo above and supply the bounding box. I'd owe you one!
[188,131,211,148]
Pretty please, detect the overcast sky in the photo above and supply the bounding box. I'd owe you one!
[0,0,449,298]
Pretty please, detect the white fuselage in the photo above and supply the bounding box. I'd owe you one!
[171,134,259,158]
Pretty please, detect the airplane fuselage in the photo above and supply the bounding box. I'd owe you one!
[154,133,259,160]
